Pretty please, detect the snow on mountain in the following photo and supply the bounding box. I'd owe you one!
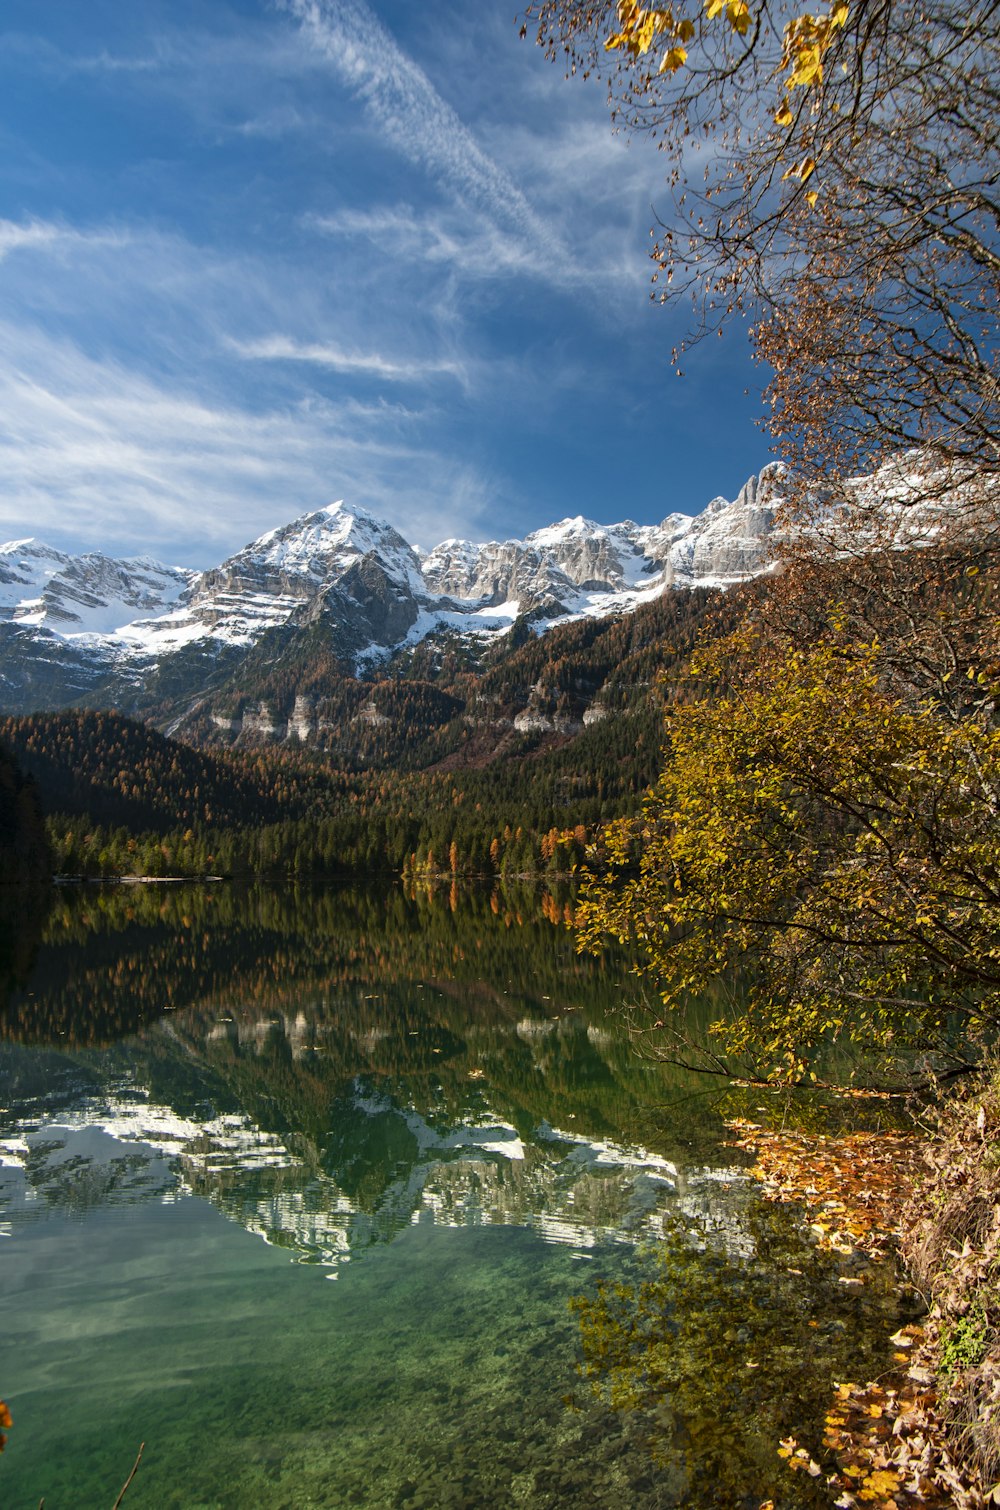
[421,466,783,625]
[664,467,782,587]
[0,470,783,711]
[0,539,194,635]
[117,501,433,655]
[202,500,425,599]
[0,540,72,616]
[421,520,658,618]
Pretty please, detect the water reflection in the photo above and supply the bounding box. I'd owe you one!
[0,881,901,1508]
[1,880,753,1268]
[1,1064,760,1272]
[0,881,50,1007]
[0,907,759,1273]
[571,1207,898,1507]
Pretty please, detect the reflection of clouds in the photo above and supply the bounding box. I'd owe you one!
[0,1077,756,1275]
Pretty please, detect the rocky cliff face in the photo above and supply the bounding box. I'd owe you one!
[0,540,193,634]
[422,464,783,615]
[0,470,782,717]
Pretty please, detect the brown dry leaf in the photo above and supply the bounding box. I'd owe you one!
[725,1119,981,1507]
[723,1121,922,1260]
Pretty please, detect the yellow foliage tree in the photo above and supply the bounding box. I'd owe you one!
[577,610,1000,1078]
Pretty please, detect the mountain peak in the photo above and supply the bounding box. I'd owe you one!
[0,468,782,713]
[526,515,608,547]
[0,538,67,561]
[230,500,418,579]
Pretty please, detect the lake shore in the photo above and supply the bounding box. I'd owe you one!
[732,1084,1000,1510]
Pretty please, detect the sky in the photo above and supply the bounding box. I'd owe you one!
[0,0,767,567]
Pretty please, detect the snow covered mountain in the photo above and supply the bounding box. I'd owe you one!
[0,468,782,716]
[0,540,194,634]
[422,469,779,616]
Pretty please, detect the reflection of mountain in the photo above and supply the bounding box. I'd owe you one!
[0,880,730,1144]
[0,881,759,1271]
[0,1066,753,1275]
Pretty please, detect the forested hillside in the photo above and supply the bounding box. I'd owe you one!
[150,583,724,766]
[0,586,732,880]
[0,742,50,883]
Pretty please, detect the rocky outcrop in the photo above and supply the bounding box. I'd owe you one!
[669,465,782,583]
[287,694,315,742]
[0,540,193,634]
[421,467,783,618]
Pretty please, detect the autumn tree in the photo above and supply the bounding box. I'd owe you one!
[524,1,999,1074]
[577,612,1000,1075]
[522,0,999,501]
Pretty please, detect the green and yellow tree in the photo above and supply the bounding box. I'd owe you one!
[577,605,1000,1075]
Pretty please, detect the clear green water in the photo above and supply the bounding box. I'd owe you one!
[0,881,901,1508]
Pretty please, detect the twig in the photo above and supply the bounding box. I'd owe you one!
[111,1442,144,1509]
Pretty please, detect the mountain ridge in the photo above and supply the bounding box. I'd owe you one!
[0,467,781,721]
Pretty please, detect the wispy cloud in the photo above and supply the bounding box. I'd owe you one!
[0,218,130,262]
[0,320,493,563]
[234,104,310,139]
[229,333,467,386]
[281,0,565,268]
[0,213,466,391]
[0,31,159,75]
[64,49,161,75]
[0,5,764,563]
[305,203,559,286]
[0,219,62,259]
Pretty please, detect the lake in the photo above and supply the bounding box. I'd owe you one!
[0,881,901,1508]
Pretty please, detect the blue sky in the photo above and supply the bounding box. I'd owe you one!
[0,0,766,566]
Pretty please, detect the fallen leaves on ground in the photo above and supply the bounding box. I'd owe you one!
[728,1119,986,1507]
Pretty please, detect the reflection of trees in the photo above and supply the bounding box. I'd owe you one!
[0,881,746,1214]
[571,1210,898,1507]
[0,884,52,1012]
[1,880,624,1047]
[0,880,749,1208]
